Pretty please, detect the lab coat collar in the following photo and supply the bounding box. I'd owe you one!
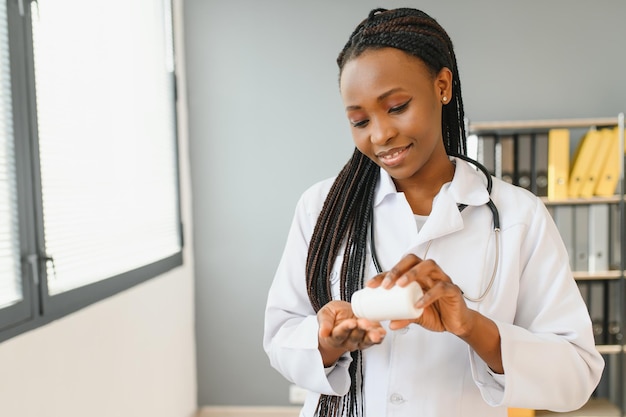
[373,156,491,246]
[374,157,490,207]
[447,156,491,207]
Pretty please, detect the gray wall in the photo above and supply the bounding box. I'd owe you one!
[183,0,626,406]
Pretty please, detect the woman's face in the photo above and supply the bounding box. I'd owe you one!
[340,47,452,189]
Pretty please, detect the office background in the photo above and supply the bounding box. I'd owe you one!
[0,1,624,417]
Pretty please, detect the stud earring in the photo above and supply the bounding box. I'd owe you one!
[442,96,448,103]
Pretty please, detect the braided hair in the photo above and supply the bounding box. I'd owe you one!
[305,8,468,417]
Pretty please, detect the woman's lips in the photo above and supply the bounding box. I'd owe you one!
[376,144,411,166]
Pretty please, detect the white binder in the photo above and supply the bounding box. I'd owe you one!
[588,204,609,272]
[573,205,589,272]
[552,205,575,270]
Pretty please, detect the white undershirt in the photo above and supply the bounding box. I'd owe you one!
[414,214,428,232]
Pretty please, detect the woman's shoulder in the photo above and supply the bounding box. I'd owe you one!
[490,176,546,223]
[297,176,337,215]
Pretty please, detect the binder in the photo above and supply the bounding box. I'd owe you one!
[609,204,621,270]
[568,129,601,198]
[579,128,613,198]
[500,135,515,184]
[594,127,620,197]
[476,135,495,175]
[552,205,575,270]
[588,204,609,272]
[573,205,589,271]
[467,134,478,162]
[588,281,606,345]
[547,129,570,200]
[507,408,535,417]
[607,281,622,345]
[515,134,532,191]
[534,133,549,197]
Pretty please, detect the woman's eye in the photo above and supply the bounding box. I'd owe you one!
[389,100,411,114]
[351,119,369,128]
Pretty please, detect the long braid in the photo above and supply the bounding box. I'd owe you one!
[306,8,467,417]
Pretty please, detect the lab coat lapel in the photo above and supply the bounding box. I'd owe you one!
[414,158,490,247]
[373,171,420,269]
[414,187,462,245]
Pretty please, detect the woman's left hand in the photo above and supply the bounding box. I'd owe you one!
[367,253,474,336]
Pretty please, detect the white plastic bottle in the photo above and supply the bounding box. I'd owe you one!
[351,281,424,321]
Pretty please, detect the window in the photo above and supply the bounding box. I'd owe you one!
[0,0,20,311]
[0,0,182,341]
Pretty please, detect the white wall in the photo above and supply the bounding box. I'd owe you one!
[0,1,198,416]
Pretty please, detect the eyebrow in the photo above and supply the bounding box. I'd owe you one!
[345,87,405,111]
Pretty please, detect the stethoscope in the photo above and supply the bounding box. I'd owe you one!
[369,154,501,303]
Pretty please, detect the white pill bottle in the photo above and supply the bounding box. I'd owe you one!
[351,282,424,322]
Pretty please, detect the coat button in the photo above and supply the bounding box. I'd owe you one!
[389,393,405,404]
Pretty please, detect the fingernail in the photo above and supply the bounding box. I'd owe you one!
[415,297,424,308]
[382,274,392,288]
[397,276,408,286]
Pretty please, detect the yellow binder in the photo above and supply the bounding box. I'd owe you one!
[507,408,535,417]
[594,127,620,197]
[547,129,570,200]
[568,129,601,198]
[579,128,613,198]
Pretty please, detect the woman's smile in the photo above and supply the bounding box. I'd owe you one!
[376,144,412,167]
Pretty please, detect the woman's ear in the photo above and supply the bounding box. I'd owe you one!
[436,67,453,104]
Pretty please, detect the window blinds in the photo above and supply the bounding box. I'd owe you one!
[31,0,181,295]
[0,0,22,308]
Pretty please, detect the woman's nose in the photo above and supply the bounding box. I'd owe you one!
[370,117,397,145]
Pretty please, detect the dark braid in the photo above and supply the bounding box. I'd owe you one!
[306,8,467,417]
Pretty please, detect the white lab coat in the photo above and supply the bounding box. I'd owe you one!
[264,157,604,417]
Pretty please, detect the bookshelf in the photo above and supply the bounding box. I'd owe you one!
[468,114,625,417]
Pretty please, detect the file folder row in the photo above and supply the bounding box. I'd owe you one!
[471,126,622,199]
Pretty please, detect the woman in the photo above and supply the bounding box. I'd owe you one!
[263,7,603,417]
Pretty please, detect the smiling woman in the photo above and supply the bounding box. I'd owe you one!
[263,7,604,417]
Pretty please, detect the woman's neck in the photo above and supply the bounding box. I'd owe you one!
[395,159,455,215]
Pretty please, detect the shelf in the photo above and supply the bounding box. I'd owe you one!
[470,115,625,417]
[468,117,619,134]
[541,196,623,206]
[573,271,624,281]
[596,345,623,355]
[535,398,621,416]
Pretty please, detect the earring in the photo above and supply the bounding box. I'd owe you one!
[442,96,448,103]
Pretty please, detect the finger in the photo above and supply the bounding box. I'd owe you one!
[383,253,423,288]
[321,316,356,343]
[317,310,335,338]
[388,319,412,330]
[365,273,387,288]
[356,317,383,328]
[329,319,359,342]
[397,259,450,287]
[356,318,387,341]
[415,280,462,309]
[362,327,387,345]
[346,326,367,347]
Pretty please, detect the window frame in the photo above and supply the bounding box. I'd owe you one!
[0,0,184,343]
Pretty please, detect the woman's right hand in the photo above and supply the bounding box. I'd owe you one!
[317,300,386,367]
